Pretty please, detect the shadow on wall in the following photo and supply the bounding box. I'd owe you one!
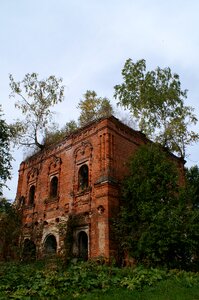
[22,239,36,261]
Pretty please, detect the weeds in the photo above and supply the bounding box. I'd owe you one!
[0,261,199,299]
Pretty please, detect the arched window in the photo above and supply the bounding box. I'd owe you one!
[78,165,88,190]
[50,176,58,198]
[78,231,88,261]
[29,185,35,205]
[44,234,57,254]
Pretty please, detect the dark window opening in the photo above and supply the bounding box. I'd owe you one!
[29,185,35,205]
[44,234,57,254]
[78,231,88,261]
[78,165,89,190]
[50,176,58,198]
[22,239,36,261]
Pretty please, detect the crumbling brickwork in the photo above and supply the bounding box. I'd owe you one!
[15,116,184,260]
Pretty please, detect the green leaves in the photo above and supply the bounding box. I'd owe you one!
[9,73,65,151]
[77,90,113,127]
[114,144,199,270]
[185,165,199,209]
[125,144,178,205]
[114,59,199,157]
[0,197,21,261]
[1,261,199,298]
[0,106,13,194]
[42,120,78,147]
[1,260,199,300]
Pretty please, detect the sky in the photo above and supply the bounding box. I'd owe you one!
[1,0,199,200]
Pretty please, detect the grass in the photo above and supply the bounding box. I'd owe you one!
[79,280,199,300]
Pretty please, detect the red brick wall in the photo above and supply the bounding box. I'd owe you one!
[16,116,183,260]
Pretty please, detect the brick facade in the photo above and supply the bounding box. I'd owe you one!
[15,116,184,260]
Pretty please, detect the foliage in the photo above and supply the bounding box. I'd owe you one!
[0,106,13,195]
[185,165,199,209]
[43,120,78,146]
[77,90,114,127]
[62,120,78,135]
[9,73,65,151]
[0,261,199,299]
[120,267,166,291]
[9,79,113,151]
[44,90,113,146]
[114,59,199,158]
[0,198,21,261]
[113,143,199,269]
[63,214,77,263]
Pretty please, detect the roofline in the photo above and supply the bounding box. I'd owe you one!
[22,114,185,164]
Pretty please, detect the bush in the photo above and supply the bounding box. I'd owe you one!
[1,261,199,299]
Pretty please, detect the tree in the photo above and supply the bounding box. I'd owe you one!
[114,144,199,269]
[63,120,78,135]
[0,106,12,195]
[41,89,113,146]
[0,197,21,261]
[43,120,78,146]
[185,165,199,209]
[9,73,65,151]
[77,90,114,127]
[114,59,199,158]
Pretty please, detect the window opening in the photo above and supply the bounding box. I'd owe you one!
[78,231,88,261]
[44,234,57,254]
[78,165,88,190]
[29,185,35,205]
[50,176,58,198]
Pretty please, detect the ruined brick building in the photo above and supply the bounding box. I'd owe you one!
[15,116,184,260]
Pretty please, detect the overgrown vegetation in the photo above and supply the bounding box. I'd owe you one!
[114,143,199,270]
[114,58,199,158]
[2,64,199,299]
[77,90,113,127]
[9,60,199,158]
[43,90,114,147]
[185,165,199,209]
[0,197,21,261]
[43,120,78,147]
[9,73,114,153]
[0,261,199,299]
[9,73,65,151]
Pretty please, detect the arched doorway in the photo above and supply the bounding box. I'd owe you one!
[78,231,88,261]
[44,234,57,255]
[22,239,36,261]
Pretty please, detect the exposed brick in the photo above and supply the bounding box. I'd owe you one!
[15,116,184,260]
